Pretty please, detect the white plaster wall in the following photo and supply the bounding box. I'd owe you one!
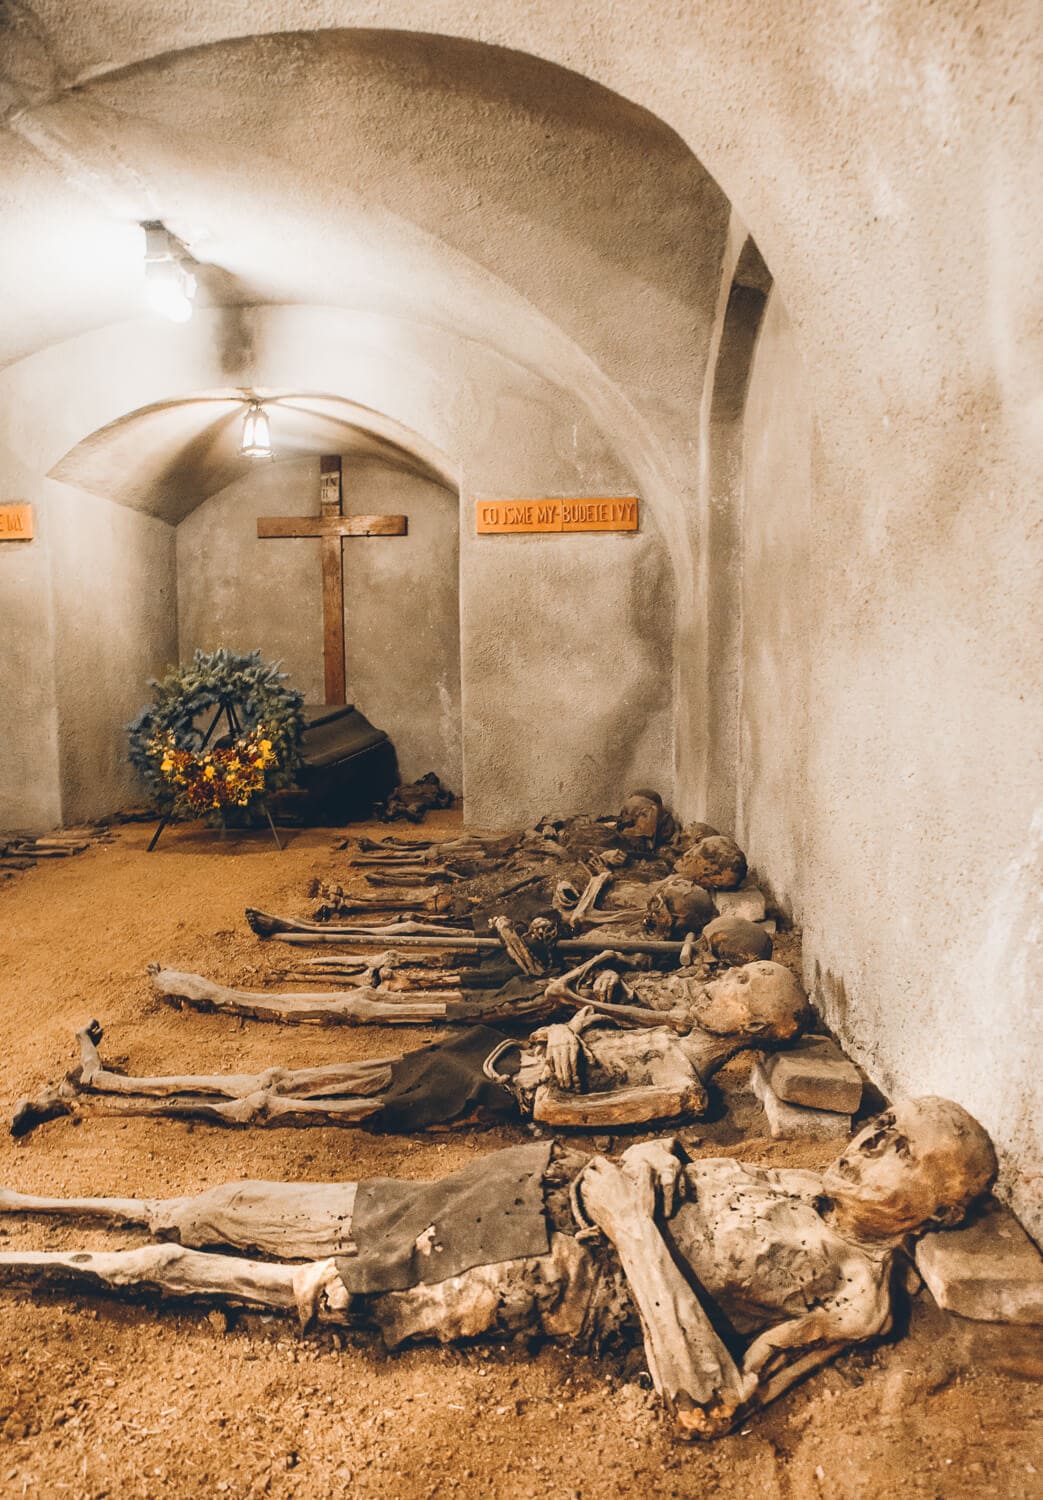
[49,486,178,823]
[0,508,61,834]
[738,291,1042,1238]
[736,294,812,915]
[177,455,463,790]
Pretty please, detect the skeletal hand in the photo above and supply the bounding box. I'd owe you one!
[619,1139,686,1218]
[580,1141,686,1234]
[543,1024,585,1089]
[579,1157,641,1238]
[592,970,621,1002]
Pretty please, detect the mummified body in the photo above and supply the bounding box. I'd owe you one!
[12,959,806,1135]
[0,1100,997,1438]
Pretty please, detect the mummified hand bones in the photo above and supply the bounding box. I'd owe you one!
[0,1099,996,1439]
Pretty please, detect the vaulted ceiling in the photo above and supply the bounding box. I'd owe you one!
[0,23,727,513]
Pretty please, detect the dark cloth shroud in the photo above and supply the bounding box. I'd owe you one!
[336,1140,554,1294]
[367,1024,518,1133]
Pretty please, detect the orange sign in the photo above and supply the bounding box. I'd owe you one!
[476,498,639,535]
[0,504,33,541]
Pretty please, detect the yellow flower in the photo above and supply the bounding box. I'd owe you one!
[160,757,174,772]
[203,765,216,781]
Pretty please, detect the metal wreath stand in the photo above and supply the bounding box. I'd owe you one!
[147,695,283,853]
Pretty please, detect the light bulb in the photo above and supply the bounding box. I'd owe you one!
[240,403,273,460]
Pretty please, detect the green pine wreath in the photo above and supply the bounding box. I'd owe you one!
[128,648,304,814]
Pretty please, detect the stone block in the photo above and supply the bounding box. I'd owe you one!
[713,885,767,922]
[916,1200,1043,1325]
[762,1035,863,1114]
[750,1058,852,1140]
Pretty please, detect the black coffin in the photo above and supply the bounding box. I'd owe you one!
[291,704,398,823]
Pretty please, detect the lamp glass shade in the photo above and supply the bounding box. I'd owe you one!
[240,404,273,460]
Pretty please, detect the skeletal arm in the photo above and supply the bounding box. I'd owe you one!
[740,1256,893,1391]
[530,1006,610,1089]
[578,1143,746,1438]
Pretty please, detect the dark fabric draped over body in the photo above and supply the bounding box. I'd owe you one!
[336,1140,554,1293]
[365,1024,518,1132]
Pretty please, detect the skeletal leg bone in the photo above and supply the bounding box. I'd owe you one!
[149,967,553,1026]
[15,1086,386,1132]
[248,912,690,959]
[12,1018,397,1135]
[149,966,464,1025]
[71,1020,395,1100]
[0,1180,359,1257]
[246,908,465,939]
[0,1244,326,1321]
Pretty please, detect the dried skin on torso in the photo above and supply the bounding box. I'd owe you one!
[667,1160,885,1334]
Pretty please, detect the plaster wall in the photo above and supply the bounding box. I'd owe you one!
[461,523,674,824]
[737,291,1042,1239]
[177,455,463,790]
[735,294,812,915]
[49,487,177,823]
[0,492,60,833]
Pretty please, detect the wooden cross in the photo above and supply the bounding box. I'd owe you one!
[257,455,407,705]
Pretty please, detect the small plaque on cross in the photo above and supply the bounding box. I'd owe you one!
[257,455,408,704]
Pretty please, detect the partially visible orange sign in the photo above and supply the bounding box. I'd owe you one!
[0,504,33,541]
[476,498,639,535]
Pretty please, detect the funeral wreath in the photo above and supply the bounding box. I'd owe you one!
[128,649,304,817]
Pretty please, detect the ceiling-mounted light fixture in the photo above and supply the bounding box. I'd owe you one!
[142,222,196,323]
[240,400,273,460]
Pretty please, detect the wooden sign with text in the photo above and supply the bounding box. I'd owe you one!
[0,504,33,541]
[476,497,639,535]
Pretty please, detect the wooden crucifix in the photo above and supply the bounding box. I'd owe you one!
[257,455,407,704]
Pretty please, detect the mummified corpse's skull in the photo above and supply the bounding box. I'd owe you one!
[643,876,716,938]
[675,835,748,890]
[822,1098,998,1240]
[690,960,806,1041]
[700,915,773,966]
[618,790,675,849]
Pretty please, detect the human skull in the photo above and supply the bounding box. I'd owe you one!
[617,789,674,849]
[643,876,716,938]
[674,821,719,850]
[700,915,773,966]
[526,912,562,953]
[691,960,806,1040]
[674,835,748,890]
[821,1098,997,1240]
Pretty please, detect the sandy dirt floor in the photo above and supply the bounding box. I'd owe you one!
[0,814,1039,1499]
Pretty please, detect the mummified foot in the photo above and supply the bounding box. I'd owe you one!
[11,1084,74,1138]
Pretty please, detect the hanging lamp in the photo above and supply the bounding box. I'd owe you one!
[240,401,274,460]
